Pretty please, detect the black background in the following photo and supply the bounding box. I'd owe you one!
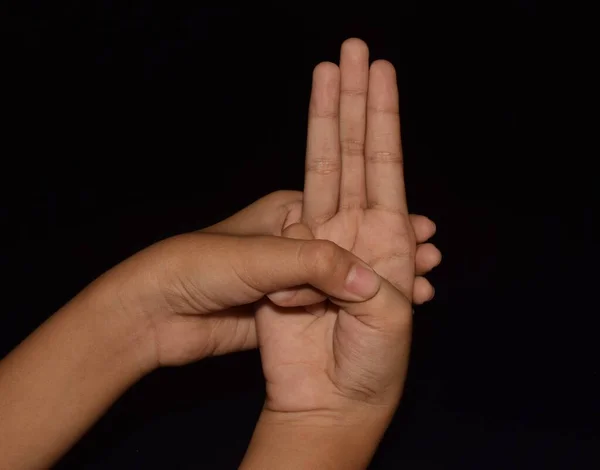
[1,3,598,469]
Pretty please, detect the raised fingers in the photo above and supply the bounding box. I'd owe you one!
[303,62,341,225]
[365,60,407,214]
[338,38,370,211]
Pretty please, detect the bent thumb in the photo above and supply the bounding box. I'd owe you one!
[160,233,381,314]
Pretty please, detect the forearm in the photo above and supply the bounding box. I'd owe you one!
[0,280,154,470]
[241,407,395,470]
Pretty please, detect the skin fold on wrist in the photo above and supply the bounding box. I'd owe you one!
[241,404,397,470]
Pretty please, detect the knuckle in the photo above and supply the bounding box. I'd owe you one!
[314,240,342,270]
[367,104,400,117]
[308,106,339,119]
[340,138,365,156]
[339,200,366,211]
[301,239,344,279]
[305,156,341,175]
[307,210,337,226]
[366,201,401,213]
[365,150,403,164]
[340,87,367,98]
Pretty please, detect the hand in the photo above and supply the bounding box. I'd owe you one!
[0,231,388,470]
[243,258,414,470]
[255,39,421,416]
[99,232,387,368]
[204,191,440,304]
[110,189,438,367]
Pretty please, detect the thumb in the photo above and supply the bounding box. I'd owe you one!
[156,233,381,314]
[267,223,329,307]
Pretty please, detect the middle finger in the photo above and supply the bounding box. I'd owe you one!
[338,38,369,211]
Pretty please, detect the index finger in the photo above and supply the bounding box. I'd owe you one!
[303,62,341,225]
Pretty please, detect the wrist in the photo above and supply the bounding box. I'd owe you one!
[241,405,396,470]
[76,270,158,378]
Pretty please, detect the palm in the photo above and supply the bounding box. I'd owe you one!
[315,209,414,294]
[256,39,416,412]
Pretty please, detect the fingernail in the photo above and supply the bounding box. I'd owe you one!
[345,263,380,300]
[269,289,296,304]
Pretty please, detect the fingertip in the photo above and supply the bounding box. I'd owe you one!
[426,244,442,267]
[429,219,437,235]
[313,61,340,81]
[283,222,314,241]
[416,243,442,274]
[413,290,435,305]
[341,38,369,57]
[274,288,327,308]
[345,263,381,300]
[413,276,435,304]
[411,214,437,242]
[370,59,396,78]
[268,289,297,305]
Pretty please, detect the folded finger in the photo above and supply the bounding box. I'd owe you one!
[415,243,442,275]
[410,214,436,243]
